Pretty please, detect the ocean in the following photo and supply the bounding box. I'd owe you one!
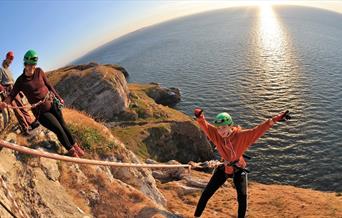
[74,6,342,192]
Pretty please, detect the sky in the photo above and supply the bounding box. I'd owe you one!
[0,0,341,78]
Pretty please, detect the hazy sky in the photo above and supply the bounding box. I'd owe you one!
[0,0,341,78]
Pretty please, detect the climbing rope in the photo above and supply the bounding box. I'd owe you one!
[0,175,26,218]
[1,91,51,110]
[5,100,44,110]
[0,139,190,169]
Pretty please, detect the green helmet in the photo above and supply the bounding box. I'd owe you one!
[24,49,38,65]
[214,112,233,126]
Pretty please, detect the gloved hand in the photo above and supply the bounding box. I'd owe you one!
[194,108,203,118]
[188,161,200,168]
[207,160,222,168]
[273,110,291,122]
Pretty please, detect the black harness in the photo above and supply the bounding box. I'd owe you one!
[226,154,251,173]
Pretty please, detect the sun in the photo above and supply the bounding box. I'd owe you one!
[254,1,274,10]
[249,0,289,9]
[259,1,275,18]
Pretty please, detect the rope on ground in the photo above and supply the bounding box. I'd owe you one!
[0,175,26,218]
[0,139,190,169]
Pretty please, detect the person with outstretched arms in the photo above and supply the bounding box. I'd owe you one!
[193,108,291,218]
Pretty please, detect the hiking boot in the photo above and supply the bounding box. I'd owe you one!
[73,143,85,157]
[66,147,79,158]
[30,120,40,130]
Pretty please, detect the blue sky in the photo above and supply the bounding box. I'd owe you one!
[1,0,341,78]
[0,1,161,77]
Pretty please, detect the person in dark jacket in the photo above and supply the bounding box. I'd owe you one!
[0,50,84,157]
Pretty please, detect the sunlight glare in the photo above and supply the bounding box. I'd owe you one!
[258,3,284,57]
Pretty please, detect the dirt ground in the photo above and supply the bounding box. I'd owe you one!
[158,171,342,218]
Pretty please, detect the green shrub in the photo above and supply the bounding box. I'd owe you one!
[68,124,117,152]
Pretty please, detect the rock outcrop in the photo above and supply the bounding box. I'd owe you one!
[48,63,130,122]
[146,83,181,106]
[0,127,86,218]
[143,121,213,163]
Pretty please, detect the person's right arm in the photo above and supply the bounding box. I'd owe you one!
[0,81,18,109]
[194,108,221,145]
[4,79,21,104]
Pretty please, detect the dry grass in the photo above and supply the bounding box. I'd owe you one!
[47,65,123,86]
[59,162,163,218]
[63,108,113,139]
[16,135,29,146]
[58,163,94,215]
[63,108,118,153]
[111,125,150,158]
[111,122,172,160]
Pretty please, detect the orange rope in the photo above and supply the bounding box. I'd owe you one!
[0,140,190,169]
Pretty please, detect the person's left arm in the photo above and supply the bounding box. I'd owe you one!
[238,111,289,149]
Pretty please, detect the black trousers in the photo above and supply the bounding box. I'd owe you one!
[38,102,75,150]
[194,165,247,218]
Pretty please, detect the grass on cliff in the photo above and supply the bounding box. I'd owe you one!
[68,124,116,151]
[47,64,114,86]
[111,83,194,160]
[112,122,171,160]
[127,83,191,122]
[63,108,118,154]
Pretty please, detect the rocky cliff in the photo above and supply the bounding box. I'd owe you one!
[48,63,130,122]
[0,109,172,217]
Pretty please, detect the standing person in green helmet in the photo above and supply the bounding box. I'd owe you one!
[0,50,85,157]
[192,108,291,218]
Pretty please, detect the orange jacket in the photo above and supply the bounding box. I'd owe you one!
[196,115,274,174]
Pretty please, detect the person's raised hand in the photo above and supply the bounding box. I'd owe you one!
[194,108,203,118]
[273,110,291,123]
